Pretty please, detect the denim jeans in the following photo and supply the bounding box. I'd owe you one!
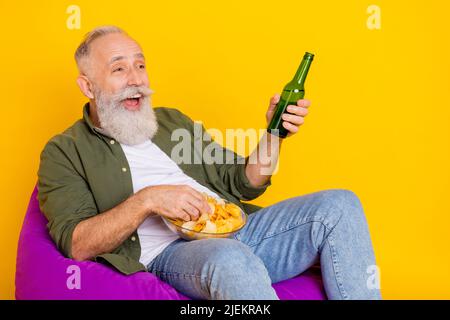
[147,189,382,300]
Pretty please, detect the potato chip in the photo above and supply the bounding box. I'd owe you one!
[181,221,197,231]
[172,194,245,235]
[225,203,241,218]
[217,220,233,233]
[202,220,217,233]
[193,222,205,232]
[198,212,209,223]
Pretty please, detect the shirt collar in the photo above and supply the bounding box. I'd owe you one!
[83,102,111,138]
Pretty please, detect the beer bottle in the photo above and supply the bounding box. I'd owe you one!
[267,52,314,138]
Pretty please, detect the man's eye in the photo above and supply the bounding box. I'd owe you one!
[139,64,146,69]
[113,67,124,73]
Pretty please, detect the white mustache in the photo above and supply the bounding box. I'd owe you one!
[112,86,154,102]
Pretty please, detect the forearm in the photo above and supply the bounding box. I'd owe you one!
[245,132,283,187]
[71,188,153,261]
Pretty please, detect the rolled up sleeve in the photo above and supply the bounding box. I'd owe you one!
[37,137,98,259]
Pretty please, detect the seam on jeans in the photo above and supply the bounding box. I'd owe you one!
[319,201,349,299]
[326,233,349,300]
[154,269,207,281]
[153,270,209,299]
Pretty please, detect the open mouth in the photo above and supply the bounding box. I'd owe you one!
[122,94,143,110]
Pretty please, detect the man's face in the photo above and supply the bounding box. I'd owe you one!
[89,32,150,111]
[82,32,158,145]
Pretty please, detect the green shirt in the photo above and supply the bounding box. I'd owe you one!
[37,103,271,275]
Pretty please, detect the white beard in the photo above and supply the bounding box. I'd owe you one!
[94,86,158,146]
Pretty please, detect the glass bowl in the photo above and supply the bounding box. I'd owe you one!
[161,202,248,241]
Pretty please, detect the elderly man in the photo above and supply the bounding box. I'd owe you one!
[37,25,381,300]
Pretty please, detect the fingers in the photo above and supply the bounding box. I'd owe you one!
[297,99,311,108]
[269,96,310,109]
[162,207,190,222]
[282,113,305,126]
[182,186,212,213]
[182,185,204,201]
[286,105,308,116]
[268,93,281,111]
[282,121,299,134]
[282,101,310,134]
[174,185,211,219]
[182,203,200,221]
[188,196,212,216]
[176,209,192,222]
[270,93,280,106]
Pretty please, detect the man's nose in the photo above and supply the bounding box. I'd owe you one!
[127,68,145,87]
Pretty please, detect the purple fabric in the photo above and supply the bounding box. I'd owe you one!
[15,185,326,300]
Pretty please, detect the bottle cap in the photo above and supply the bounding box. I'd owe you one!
[304,52,315,60]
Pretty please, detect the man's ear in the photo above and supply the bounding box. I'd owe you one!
[76,75,95,99]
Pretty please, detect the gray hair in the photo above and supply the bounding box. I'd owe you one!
[75,25,127,74]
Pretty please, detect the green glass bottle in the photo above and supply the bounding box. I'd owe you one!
[267,52,314,138]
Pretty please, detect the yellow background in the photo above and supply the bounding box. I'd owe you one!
[1,0,449,299]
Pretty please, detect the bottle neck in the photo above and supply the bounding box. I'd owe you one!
[291,58,312,87]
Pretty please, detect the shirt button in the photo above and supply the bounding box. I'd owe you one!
[131,236,136,242]
[110,139,115,145]
[122,167,127,172]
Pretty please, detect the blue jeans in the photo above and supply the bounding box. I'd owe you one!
[147,189,382,300]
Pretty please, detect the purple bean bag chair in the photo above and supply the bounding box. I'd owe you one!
[15,185,326,300]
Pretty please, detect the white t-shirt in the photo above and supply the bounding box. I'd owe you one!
[120,139,220,267]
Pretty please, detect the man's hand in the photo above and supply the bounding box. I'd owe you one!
[266,93,311,137]
[71,184,211,261]
[244,94,312,188]
[139,185,212,222]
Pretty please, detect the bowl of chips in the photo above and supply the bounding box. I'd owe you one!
[161,194,247,241]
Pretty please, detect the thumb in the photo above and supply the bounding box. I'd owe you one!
[269,93,280,110]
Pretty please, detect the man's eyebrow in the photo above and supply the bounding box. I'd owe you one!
[109,55,125,64]
[134,53,145,60]
[109,53,145,65]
